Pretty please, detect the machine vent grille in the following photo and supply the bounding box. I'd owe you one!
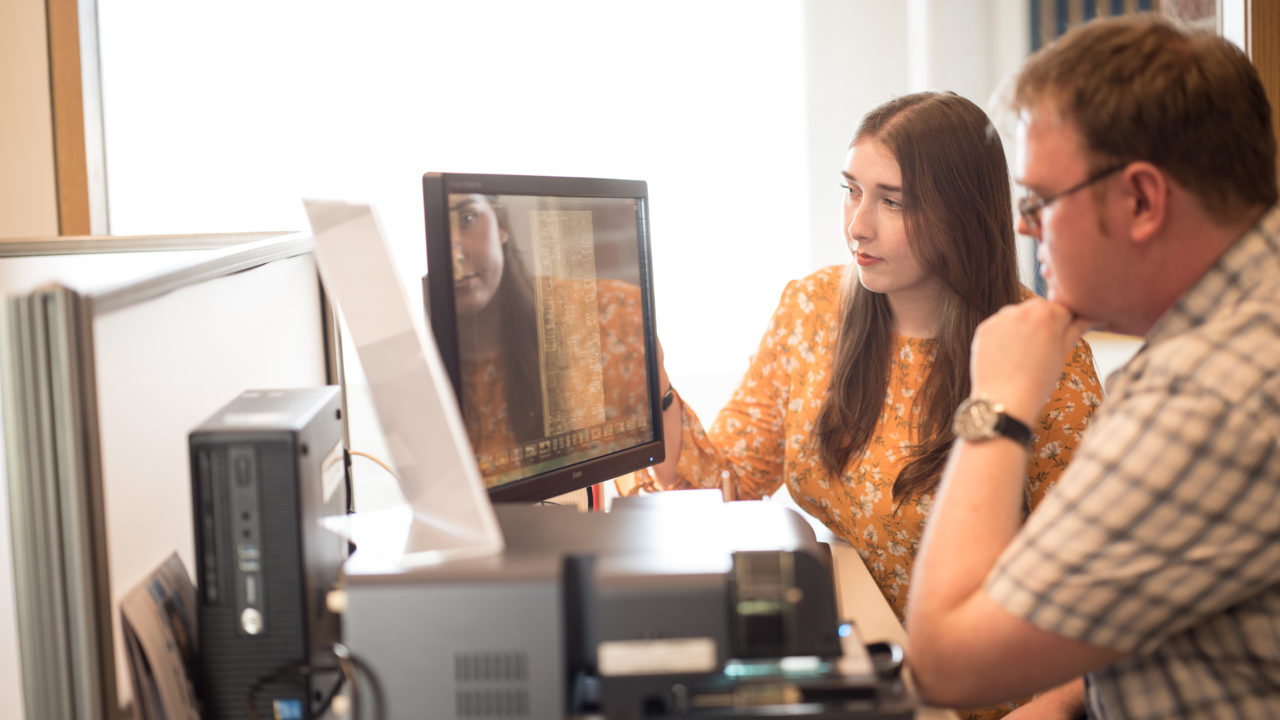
[455,651,529,682]
[455,688,530,718]
[454,652,531,718]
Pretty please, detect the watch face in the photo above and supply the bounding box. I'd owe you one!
[953,397,997,439]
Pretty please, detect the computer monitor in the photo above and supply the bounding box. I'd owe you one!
[423,172,665,503]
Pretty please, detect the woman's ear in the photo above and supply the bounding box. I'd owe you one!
[1123,162,1168,244]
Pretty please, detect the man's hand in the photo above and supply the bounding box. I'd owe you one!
[970,298,1096,423]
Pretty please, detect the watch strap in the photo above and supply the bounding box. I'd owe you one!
[993,411,1033,448]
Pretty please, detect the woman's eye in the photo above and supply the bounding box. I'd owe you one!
[458,211,478,227]
[840,183,859,197]
[884,197,903,210]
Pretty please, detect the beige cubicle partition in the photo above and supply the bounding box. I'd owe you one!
[0,232,337,719]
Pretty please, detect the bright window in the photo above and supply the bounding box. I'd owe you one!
[97,1,810,417]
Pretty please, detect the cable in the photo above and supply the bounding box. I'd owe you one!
[313,671,346,717]
[243,644,385,720]
[244,661,335,720]
[333,642,385,720]
[348,449,398,480]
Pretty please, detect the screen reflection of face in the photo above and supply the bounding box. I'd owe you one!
[450,194,507,316]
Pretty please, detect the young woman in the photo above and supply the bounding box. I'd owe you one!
[619,92,1102,719]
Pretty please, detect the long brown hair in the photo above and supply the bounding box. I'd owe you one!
[813,92,1021,501]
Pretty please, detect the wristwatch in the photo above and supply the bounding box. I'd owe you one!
[952,396,1033,448]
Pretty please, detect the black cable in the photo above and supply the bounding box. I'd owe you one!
[244,661,329,720]
[243,643,384,720]
[313,671,346,717]
[333,642,386,720]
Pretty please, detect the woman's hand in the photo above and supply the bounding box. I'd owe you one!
[650,338,684,489]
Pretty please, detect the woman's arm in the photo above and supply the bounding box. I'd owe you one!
[619,273,832,499]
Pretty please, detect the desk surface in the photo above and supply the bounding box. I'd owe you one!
[830,542,960,720]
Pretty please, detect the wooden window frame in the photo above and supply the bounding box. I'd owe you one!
[47,0,107,236]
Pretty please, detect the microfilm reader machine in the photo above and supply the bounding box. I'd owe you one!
[336,495,914,719]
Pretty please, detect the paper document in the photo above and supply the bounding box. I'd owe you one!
[120,553,200,720]
[304,199,504,565]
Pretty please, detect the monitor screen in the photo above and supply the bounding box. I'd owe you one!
[423,172,664,503]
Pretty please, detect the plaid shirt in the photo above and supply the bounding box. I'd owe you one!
[986,205,1280,719]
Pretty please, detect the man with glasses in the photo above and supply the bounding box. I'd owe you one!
[905,14,1280,719]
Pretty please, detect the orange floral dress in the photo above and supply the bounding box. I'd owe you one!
[621,264,1102,615]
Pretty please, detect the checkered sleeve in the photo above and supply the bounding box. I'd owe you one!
[986,329,1280,654]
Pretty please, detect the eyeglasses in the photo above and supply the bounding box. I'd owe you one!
[1017,162,1128,232]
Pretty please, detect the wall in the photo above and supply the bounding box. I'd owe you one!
[803,0,1032,278]
[0,0,59,238]
[803,1,911,271]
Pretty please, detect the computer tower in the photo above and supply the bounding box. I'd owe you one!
[190,387,347,719]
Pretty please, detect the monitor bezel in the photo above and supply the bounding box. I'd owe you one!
[423,171,665,503]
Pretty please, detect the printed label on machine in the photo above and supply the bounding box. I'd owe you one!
[597,637,717,676]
